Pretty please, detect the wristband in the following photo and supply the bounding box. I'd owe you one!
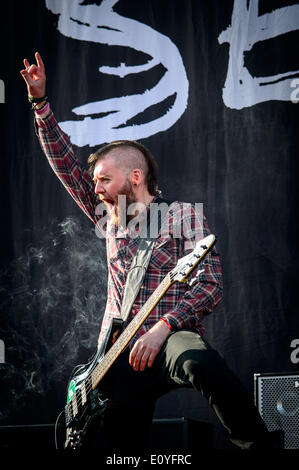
[35,101,50,115]
[160,318,173,331]
[28,94,48,104]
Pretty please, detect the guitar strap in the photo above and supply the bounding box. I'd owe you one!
[120,197,172,322]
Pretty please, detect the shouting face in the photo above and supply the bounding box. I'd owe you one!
[93,149,137,226]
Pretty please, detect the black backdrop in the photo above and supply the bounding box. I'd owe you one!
[0,0,299,450]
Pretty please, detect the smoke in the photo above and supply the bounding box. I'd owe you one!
[0,216,107,423]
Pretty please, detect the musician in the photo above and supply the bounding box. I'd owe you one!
[21,53,277,450]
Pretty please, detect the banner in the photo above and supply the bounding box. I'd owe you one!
[0,0,298,449]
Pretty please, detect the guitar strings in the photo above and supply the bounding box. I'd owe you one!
[67,291,163,411]
[67,316,145,412]
[66,274,173,415]
[66,304,159,411]
[66,248,205,415]
[66,243,209,418]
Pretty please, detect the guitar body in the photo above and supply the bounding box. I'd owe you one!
[61,235,216,450]
[64,319,123,449]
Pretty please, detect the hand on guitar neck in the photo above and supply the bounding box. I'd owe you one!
[129,319,172,371]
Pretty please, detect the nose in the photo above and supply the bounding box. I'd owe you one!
[94,180,105,194]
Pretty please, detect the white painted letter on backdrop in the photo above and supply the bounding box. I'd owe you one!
[218,0,299,109]
[45,0,189,147]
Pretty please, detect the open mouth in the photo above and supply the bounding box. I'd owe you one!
[101,198,115,209]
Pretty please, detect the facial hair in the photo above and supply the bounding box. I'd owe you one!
[101,178,136,227]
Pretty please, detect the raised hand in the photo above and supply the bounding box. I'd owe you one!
[20,52,46,98]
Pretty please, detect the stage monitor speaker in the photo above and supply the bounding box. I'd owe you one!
[149,418,213,450]
[254,372,299,449]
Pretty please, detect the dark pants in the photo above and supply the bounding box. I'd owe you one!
[96,329,270,450]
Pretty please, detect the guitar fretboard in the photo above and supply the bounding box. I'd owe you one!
[91,272,172,389]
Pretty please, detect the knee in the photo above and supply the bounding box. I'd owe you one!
[180,349,224,384]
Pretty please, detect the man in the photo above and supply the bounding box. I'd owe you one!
[21,53,276,450]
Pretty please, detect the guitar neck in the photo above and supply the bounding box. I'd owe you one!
[91,273,173,389]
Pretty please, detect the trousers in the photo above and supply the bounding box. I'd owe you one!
[94,329,269,450]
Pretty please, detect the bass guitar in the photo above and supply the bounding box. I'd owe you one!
[62,234,216,449]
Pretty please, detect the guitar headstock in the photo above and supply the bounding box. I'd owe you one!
[170,234,215,284]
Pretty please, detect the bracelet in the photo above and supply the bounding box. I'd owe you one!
[35,101,50,115]
[160,318,173,331]
[28,94,48,104]
[32,98,49,110]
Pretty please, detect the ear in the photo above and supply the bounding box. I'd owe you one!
[130,169,142,186]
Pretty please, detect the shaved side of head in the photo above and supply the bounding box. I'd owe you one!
[105,147,148,179]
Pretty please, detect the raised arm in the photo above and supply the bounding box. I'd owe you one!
[20,53,99,224]
[20,52,47,107]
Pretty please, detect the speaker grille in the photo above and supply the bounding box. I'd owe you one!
[254,373,299,449]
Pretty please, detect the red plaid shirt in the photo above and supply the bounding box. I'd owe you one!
[34,110,223,348]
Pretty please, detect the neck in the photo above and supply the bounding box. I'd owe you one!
[135,187,155,207]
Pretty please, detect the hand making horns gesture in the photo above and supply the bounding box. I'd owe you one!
[20,52,46,99]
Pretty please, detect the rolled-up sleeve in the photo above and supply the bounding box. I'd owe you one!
[162,203,223,331]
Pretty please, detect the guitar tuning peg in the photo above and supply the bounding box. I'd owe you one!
[188,268,205,286]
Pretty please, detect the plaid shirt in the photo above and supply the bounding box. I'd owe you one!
[34,110,223,348]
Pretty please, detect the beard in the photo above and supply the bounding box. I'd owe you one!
[100,178,137,227]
